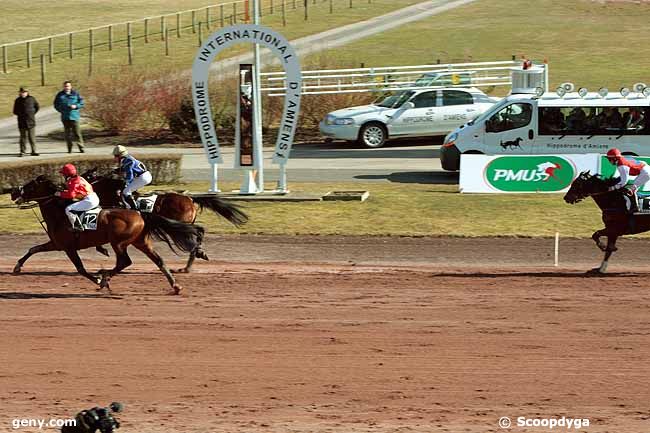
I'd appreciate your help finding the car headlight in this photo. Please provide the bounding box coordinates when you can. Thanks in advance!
[334,118,354,125]
[444,132,458,144]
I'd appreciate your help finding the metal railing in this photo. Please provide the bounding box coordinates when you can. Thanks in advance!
[260,60,543,95]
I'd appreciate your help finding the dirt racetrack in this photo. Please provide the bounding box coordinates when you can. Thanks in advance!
[1,234,650,433]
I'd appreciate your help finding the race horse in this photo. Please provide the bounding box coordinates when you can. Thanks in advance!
[11,175,203,294]
[80,168,248,272]
[563,171,650,273]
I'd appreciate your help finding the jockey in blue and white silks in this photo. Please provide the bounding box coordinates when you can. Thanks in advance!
[112,145,152,210]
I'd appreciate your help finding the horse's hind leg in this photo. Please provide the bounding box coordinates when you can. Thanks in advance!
[99,244,132,290]
[134,237,182,295]
[13,240,57,273]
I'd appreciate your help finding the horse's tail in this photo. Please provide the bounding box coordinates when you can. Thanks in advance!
[191,195,248,227]
[141,212,202,254]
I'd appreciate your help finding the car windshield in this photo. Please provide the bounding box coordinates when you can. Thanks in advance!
[414,75,438,86]
[374,91,415,108]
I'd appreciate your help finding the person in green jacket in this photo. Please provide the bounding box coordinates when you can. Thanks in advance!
[54,80,85,153]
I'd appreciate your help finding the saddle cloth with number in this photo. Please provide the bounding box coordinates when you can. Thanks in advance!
[134,194,158,213]
[71,207,102,230]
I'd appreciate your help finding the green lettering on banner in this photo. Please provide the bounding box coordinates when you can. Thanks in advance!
[485,156,576,192]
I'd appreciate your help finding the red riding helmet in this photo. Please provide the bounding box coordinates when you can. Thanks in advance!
[59,163,77,178]
[606,148,622,160]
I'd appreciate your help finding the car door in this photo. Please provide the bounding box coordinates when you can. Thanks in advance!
[484,102,535,154]
[388,90,439,136]
[440,90,479,131]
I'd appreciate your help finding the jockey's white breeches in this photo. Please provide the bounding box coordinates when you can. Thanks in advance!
[123,171,152,197]
[64,192,100,225]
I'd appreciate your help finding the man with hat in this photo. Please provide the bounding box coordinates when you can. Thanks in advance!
[12,86,39,156]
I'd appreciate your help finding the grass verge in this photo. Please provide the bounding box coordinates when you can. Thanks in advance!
[307,0,650,93]
[0,0,423,118]
[0,181,623,238]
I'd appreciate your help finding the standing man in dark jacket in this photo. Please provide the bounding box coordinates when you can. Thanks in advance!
[13,86,39,156]
[54,80,85,153]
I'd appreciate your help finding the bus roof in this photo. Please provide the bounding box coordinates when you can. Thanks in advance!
[507,92,650,107]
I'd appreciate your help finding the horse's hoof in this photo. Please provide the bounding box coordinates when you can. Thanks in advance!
[172,284,183,295]
[586,267,604,275]
[12,265,21,274]
[96,246,110,257]
[99,273,111,289]
[197,251,209,261]
[172,268,189,274]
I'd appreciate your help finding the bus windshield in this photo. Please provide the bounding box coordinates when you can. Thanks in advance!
[472,98,509,124]
[375,91,415,108]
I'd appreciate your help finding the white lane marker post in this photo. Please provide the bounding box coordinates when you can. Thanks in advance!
[554,232,559,267]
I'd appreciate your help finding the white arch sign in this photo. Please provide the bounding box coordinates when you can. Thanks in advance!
[191,24,302,166]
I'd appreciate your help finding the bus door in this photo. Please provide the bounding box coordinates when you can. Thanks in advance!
[484,102,535,154]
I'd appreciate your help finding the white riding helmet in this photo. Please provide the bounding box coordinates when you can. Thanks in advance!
[112,145,128,157]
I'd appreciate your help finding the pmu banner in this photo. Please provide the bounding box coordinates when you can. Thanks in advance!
[459,154,600,193]
[191,24,302,165]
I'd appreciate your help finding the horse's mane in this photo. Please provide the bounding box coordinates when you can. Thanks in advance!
[581,172,618,187]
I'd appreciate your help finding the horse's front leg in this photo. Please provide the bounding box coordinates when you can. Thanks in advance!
[592,229,607,252]
[64,249,101,286]
[588,235,619,274]
[13,241,57,273]
[95,245,110,257]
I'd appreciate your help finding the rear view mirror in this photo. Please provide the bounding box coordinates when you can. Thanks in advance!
[402,101,415,109]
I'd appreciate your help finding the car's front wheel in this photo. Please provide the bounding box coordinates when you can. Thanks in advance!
[358,123,387,148]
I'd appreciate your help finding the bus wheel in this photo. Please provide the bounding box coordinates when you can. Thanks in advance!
[358,123,387,148]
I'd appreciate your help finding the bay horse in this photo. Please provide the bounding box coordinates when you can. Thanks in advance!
[563,171,650,273]
[11,175,202,294]
[81,168,247,272]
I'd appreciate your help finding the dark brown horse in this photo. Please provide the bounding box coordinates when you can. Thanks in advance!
[81,168,248,272]
[564,171,650,273]
[12,175,203,294]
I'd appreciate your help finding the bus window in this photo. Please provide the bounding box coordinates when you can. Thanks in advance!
[486,103,532,133]
[539,107,567,134]
[540,106,650,135]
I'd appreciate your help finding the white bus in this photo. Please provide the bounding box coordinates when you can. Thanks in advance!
[440,88,650,171]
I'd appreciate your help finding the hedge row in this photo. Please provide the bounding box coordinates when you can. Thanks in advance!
[0,153,181,192]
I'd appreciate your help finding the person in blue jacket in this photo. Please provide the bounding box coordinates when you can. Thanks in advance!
[54,80,85,153]
[113,145,152,210]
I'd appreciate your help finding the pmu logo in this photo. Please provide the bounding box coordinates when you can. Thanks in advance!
[485,156,575,192]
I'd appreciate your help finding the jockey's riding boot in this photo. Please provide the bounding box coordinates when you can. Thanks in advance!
[123,195,138,211]
[631,193,640,213]
[67,216,84,232]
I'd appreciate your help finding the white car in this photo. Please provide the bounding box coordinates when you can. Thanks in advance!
[319,87,497,148]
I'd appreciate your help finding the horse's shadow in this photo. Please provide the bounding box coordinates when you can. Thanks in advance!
[0,292,122,300]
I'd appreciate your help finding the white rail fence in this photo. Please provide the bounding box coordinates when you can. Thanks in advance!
[260,60,544,96]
